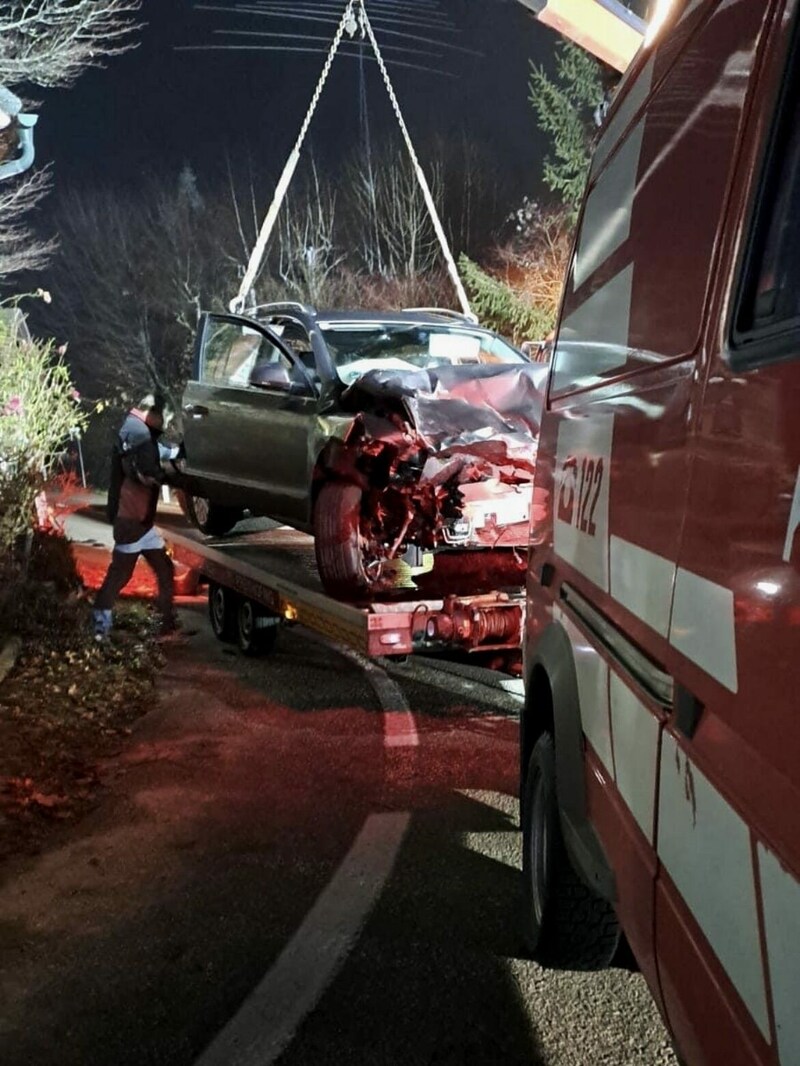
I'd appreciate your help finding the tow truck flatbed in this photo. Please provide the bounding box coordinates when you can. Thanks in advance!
[158,516,524,667]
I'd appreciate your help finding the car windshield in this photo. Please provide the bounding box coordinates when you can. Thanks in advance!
[320,323,525,385]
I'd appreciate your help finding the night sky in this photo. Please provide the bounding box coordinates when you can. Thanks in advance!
[35,0,554,203]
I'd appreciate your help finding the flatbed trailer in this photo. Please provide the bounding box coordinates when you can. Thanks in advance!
[159,518,525,670]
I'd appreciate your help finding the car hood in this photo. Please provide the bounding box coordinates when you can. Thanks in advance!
[338,362,548,470]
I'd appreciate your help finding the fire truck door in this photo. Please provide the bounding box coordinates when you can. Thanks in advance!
[653,4,800,1064]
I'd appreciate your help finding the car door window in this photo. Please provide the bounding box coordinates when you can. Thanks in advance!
[200,318,312,393]
[269,317,320,384]
[201,320,263,386]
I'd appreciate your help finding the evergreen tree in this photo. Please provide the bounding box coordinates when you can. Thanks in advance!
[529,42,604,218]
[459,254,553,344]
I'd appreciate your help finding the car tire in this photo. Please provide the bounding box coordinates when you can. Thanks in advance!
[208,581,237,643]
[522,732,620,970]
[184,494,243,537]
[236,597,279,657]
[313,481,371,598]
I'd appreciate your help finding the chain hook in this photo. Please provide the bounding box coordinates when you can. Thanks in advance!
[344,0,358,38]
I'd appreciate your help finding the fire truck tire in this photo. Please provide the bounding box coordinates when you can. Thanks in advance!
[208,581,237,643]
[313,482,369,597]
[522,732,620,970]
[236,597,279,657]
[184,493,243,538]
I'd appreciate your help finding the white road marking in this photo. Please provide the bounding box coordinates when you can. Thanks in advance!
[390,657,522,714]
[194,632,415,1066]
[194,811,410,1066]
[298,630,419,748]
[338,648,419,749]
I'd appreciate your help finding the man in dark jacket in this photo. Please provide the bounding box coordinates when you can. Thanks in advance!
[93,395,182,642]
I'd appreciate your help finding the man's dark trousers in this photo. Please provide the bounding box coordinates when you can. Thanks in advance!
[95,547,175,622]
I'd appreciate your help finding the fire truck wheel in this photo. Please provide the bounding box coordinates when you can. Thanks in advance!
[313,482,370,598]
[236,598,279,657]
[184,494,243,537]
[208,582,237,643]
[522,732,620,971]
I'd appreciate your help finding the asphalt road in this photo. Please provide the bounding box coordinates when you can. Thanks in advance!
[0,598,677,1066]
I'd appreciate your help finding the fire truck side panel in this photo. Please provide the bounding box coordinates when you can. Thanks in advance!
[523,0,795,1062]
[655,870,773,1066]
[584,745,662,1002]
[661,1,800,1060]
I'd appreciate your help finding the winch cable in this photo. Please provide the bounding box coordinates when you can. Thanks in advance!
[230,0,474,320]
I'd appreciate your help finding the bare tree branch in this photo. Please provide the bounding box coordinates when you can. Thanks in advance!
[0,166,57,275]
[0,0,142,89]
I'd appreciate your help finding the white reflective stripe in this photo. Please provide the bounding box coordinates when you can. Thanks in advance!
[575,119,644,290]
[782,468,800,563]
[609,535,675,638]
[554,264,633,393]
[555,607,613,776]
[593,55,655,174]
[608,673,659,842]
[658,734,770,1038]
[553,414,614,593]
[758,844,800,1064]
[669,567,738,692]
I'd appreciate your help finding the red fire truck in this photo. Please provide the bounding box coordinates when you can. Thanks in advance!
[521,1,800,1064]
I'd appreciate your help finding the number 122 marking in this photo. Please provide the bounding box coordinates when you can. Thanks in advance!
[557,455,604,536]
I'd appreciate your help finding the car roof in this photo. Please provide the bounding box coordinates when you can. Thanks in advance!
[256,305,497,333]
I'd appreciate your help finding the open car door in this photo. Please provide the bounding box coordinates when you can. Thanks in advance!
[182,313,318,526]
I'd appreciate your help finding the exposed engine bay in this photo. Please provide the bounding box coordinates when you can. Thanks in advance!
[318,362,548,591]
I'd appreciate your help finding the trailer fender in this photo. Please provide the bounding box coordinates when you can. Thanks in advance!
[523,622,616,903]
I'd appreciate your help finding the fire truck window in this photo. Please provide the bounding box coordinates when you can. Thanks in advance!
[734,41,800,355]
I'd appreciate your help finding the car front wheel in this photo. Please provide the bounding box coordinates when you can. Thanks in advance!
[313,481,375,599]
[522,732,620,970]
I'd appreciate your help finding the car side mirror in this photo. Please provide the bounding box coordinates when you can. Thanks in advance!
[249,363,293,391]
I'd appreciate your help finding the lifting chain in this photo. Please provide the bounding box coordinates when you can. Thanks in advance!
[359,4,474,320]
[231,0,474,321]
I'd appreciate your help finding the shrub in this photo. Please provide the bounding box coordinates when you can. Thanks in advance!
[0,324,87,561]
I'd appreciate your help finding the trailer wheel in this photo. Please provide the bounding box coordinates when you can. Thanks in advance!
[522,732,620,970]
[236,598,279,657]
[313,482,371,598]
[208,582,237,643]
[185,494,243,537]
